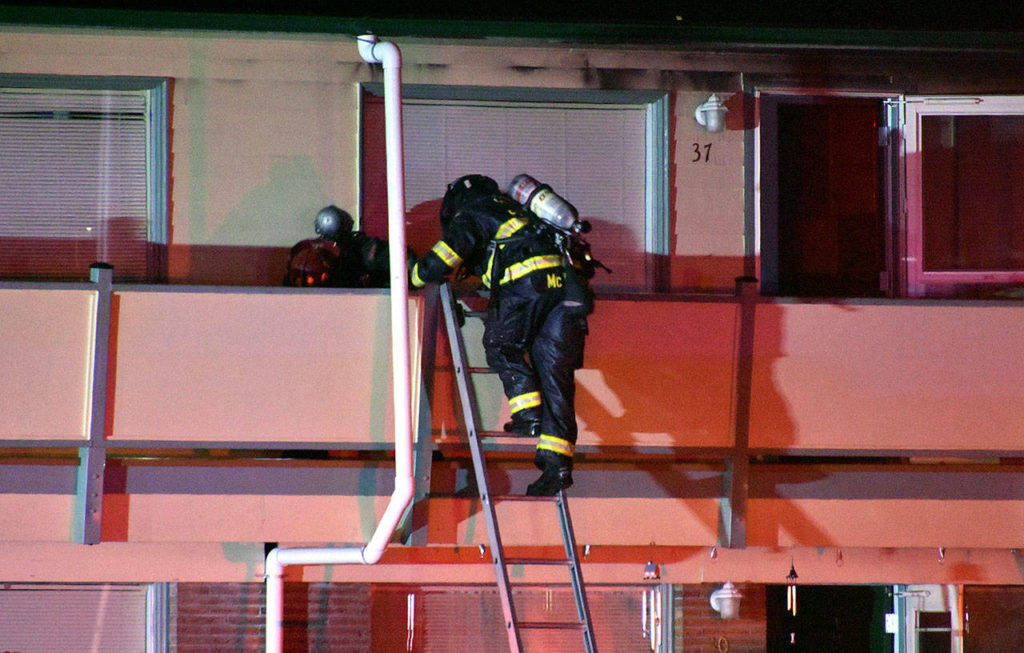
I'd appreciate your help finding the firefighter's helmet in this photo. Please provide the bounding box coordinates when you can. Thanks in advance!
[314,205,354,240]
[440,175,500,227]
[285,239,341,287]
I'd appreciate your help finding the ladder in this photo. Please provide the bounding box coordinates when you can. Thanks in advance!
[439,281,598,653]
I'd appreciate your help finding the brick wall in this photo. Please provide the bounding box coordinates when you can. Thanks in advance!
[174,581,766,652]
[175,583,371,653]
[679,584,766,652]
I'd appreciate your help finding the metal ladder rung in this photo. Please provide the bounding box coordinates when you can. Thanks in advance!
[480,430,535,439]
[518,621,586,631]
[493,494,558,503]
[505,557,571,567]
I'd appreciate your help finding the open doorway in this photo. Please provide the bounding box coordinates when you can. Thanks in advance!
[766,584,892,652]
[760,95,888,298]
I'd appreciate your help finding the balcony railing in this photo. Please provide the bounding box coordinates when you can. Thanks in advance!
[2,270,1023,554]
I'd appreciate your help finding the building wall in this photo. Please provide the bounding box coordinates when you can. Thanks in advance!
[4,27,1021,290]
[175,581,687,652]
[681,584,767,653]
[175,582,371,653]
[0,27,749,289]
[5,19,1024,648]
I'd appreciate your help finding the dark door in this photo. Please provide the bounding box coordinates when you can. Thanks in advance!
[763,96,885,297]
[767,585,892,652]
[963,585,1024,652]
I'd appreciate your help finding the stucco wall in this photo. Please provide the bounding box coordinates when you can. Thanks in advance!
[0,27,747,289]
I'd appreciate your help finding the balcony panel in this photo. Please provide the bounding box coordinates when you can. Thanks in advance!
[747,498,1024,548]
[424,497,720,547]
[117,495,394,543]
[749,302,1024,452]
[0,288,95,441]
[576,300,739,450]
[107,289,422,446]
[0,495,75,541]
[0,542,265,583]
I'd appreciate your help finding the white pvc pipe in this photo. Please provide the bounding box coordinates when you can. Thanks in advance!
[265,34,412,653]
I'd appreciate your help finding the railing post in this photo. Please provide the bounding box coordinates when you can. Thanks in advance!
[75,263,113,544]
[721,276,758,549]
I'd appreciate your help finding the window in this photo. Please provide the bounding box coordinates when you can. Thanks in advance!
[0,76,168,282]
[903,96,1024,297]
[360,86,669,292]
[0,583,155,651]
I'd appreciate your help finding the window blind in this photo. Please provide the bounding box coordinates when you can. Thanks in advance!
[402,101,649,290]
[0,88,150,281]
[0,584,147,652]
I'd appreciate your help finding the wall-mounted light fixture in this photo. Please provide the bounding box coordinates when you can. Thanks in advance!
[786,562,799,616]
[710,581,743,619]
[695,94,728,133]
[644,560,660,580]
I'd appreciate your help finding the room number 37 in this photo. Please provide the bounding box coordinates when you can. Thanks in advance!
[692,142,713,163]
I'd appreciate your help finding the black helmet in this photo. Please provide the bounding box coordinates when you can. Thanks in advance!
[440,175,499,227]
[314,205,354,240]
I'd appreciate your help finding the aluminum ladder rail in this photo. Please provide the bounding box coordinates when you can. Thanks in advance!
[439,281,597,653]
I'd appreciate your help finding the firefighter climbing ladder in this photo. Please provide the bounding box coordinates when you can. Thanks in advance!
[439,281,598,653]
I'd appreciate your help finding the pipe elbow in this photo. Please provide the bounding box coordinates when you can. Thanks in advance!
[360,475,416,565]
[357,33,401,68]
[265,547,284,579]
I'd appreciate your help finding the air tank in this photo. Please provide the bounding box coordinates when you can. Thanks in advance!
[508,174,590,234]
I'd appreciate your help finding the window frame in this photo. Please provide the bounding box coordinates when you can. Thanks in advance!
[0,74,169,281]
[901,95,1024,297]
[359,83,670,292]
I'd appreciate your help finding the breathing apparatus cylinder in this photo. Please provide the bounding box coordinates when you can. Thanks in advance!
[508,174,590,234]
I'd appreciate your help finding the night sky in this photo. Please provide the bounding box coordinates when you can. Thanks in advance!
[3,0,1024,32]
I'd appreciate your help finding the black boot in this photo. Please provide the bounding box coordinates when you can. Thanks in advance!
[503,415,541,437]
[526,449,574,496]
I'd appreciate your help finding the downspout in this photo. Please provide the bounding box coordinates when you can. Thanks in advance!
[265,34,411,653]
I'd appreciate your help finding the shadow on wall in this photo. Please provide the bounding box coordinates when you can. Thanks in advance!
[171,156,330,285]
[668,254,748,293]
[573,288,845,547]
[211,156,327,246]
[167,243,291,286]
[166,196,438,286]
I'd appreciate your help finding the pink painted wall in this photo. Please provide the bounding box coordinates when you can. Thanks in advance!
[3,288,1024,583]
[748,302,1024,451]
[0,289,95,441]
[106,290,422,444]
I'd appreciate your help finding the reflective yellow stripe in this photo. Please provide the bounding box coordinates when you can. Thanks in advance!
[410,264,427,288]
[537,435,574,457]
[431,241,463,268]
[482,253,494,287]
[499,255,563,285]
[482,217,530,287]
[509,391,541,414]
[495,216,529,239]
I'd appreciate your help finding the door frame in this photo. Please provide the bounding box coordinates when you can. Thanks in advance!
[753,87,901,297]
